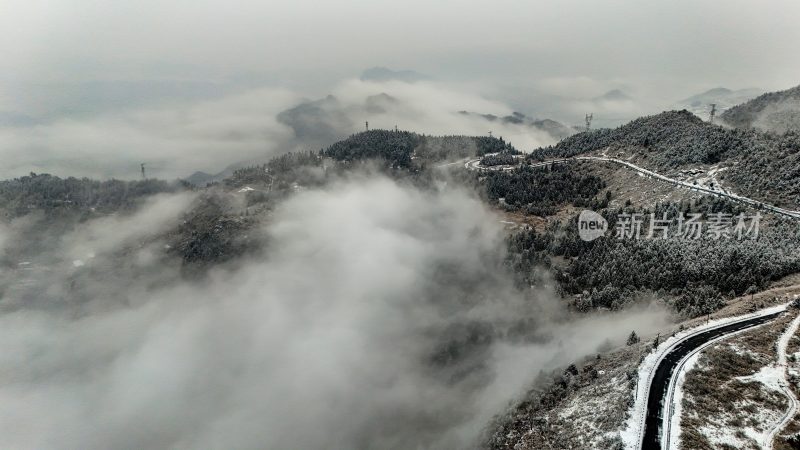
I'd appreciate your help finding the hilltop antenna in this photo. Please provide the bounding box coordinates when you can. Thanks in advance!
[709,104,717,124]
[140,163,146,179]
[585,113,593,132]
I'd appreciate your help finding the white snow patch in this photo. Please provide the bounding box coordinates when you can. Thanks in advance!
[238,186,255,193]
[668,352,702,449]
[621,303,789,450]
[738,365,785,391]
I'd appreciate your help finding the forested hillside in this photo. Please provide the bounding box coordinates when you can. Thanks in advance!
[3,128,798,318]
[533,110,749,166]
[531,110,800,209]
[322,129,517,168]
[506,198,800,317]
[315,130,800,319]
[721,84,800,133]
[459,110,577,140]
[485,164,607,216]
[0,174,183,218]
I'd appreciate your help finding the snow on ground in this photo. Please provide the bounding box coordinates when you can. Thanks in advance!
[706,166,730,194]
[696,402,780,449]
[681,343,785,449]
[692,394,784,449]
[669,352,703,450]
[575,156,800,220]
[739,365,786,391]
[763,312,800,448]
[620,303,789,450]
[675,312,800,450]
[556,374,631,448]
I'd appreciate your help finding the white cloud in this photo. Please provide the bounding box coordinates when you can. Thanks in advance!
[0,175,670,449]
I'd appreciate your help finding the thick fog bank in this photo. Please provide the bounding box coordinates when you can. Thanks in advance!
[0,176,668,449]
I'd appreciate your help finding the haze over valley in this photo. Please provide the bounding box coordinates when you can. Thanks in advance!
[2,1,800,449]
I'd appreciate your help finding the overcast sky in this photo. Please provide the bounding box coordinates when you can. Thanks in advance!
[1,0,799,177]
[4,0,798,88]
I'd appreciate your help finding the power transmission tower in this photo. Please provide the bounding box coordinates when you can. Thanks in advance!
[488,131,493,138]
[709,104,717,124]
[365,121,369,131]
[585,113,593,132]
[140,163,146,179]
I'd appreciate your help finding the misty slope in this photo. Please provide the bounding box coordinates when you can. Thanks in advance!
[459,111,578,140]
[0,129,512,286]
[276,94,353,150]
[0,148,674,450]
[532,110,800,209]
[721,84,800,133]
[0,124,797,449]
[676,87,763,119]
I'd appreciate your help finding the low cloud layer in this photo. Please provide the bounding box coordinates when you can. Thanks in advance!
[0,79,559,181]
[0,88,300,180]
[0,175,669,449]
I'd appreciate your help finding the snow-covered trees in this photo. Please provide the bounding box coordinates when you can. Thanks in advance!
[529,110,800,209]
[485,164,607,216]
[323,130,519,168]
[506,199,800,317]
[0,173,180,218]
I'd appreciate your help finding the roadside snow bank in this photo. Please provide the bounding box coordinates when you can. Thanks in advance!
[620,303,789,449]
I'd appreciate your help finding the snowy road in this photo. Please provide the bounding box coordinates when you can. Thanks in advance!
[764,311,800,449]
[656,312,782,450]
[463,155,800,220]
[619,304,789,450]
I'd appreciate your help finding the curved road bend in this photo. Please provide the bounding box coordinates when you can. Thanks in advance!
[641,311,785,449]
[464,156,800,220]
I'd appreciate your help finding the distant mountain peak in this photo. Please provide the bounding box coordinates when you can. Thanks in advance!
[676,87,764,117]
[700,87,732,96]
[595,89,632,102]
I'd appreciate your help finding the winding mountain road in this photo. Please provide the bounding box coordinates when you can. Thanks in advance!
[464,155,800,220]
[643,310,784,449]
[461,154,800,448]
[763,312,800,449]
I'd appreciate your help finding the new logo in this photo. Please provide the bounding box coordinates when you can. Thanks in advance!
[578,210,608,241]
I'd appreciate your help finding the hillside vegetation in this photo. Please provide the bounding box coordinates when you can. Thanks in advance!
[531,110,800,209]
[323,129,517,168]
[0,174,183,219]
[506,198,800,317]
[721,84,800,133]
